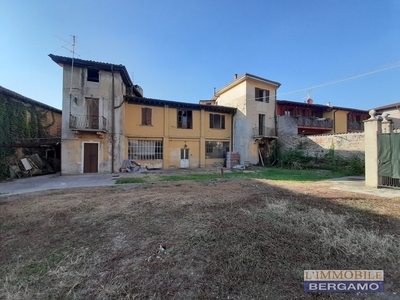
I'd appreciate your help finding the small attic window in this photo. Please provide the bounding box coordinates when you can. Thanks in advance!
[87,69,99,82]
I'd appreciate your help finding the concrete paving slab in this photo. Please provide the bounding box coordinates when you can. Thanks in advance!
[0,172,117,196]
[328,176,400,198]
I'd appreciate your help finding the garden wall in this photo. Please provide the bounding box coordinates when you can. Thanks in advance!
[278,132,365,159]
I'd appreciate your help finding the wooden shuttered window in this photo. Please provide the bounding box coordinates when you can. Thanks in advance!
[86,98,99,129]
[210,114,225,129]
[141,108,152,125]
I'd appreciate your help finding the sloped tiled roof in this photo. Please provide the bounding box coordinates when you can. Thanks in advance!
[373,102,400,111]
[49,54,143,97]
[277,100,369,114]
[126,96,236,114]
[213,73,281,100]
[0,85,61,113]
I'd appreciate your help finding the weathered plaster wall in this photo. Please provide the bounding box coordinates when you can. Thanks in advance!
[61,65,126,174]
[245,78,276,134]
[277,115,298,135]
[215,78,278,165]
[278,132,365,159]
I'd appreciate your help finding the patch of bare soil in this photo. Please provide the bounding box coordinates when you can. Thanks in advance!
[1,178,399,299]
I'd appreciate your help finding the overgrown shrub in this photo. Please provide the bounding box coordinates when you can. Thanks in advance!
[279,149,312,169]
[278,148,365,176]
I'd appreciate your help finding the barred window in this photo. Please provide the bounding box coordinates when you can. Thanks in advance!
[205,141,229,159]
[128,140,163,160]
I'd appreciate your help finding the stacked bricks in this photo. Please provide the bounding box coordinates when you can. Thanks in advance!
[226,152,240,169]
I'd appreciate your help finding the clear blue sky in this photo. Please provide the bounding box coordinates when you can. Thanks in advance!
[1,0,399,110]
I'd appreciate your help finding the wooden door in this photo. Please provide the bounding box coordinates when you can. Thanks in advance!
[83,143,98,173]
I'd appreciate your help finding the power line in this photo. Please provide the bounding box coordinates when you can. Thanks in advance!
[232,59,400,103]
[277,60,400,99]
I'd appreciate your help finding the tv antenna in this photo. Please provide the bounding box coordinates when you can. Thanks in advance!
[54,35,80,106]
[54,35,80,58]
[302,89,312,102]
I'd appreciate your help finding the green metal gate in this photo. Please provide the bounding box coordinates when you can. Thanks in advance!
[378,133,400,189]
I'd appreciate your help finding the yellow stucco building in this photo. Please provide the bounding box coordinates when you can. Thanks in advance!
[124,97,235,169]
[211,73,281,165]
[50,54,235,174]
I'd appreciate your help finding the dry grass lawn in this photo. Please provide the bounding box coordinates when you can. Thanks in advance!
[1,178,400,299]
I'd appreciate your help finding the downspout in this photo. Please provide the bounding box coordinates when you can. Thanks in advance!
[274,88,277,136]
[231,109,235,152]
[333,109,339,133]
[111,66,115,173]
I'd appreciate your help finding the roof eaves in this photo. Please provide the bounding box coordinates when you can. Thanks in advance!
[49,54,142,97]
[373,102,400,111]
[277,100,369,113]
[125,96,236,114]
[213,73,281,100]
[244,73,281,87]
[0,85,61,113]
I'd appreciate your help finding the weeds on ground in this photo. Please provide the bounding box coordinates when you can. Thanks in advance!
[1,181,399,299]
[279,148,365,175]
[116,168,347,184]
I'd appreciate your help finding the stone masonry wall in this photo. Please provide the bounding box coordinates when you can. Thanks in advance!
[278,132,365,159]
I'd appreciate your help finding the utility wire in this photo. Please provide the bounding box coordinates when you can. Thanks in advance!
[278,62,400,98]
[234,59,400,102]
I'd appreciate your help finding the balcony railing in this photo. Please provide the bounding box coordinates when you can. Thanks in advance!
[252,126,275,137]
[69,114,107,132]
[293,116,333,129]
[347,121,364,131]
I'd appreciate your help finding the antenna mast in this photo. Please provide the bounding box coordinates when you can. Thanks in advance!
[69,35,76,98]
[54,35,78,104]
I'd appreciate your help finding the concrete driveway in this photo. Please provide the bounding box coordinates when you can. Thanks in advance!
[1,171,399,198]
[0,172,118,196]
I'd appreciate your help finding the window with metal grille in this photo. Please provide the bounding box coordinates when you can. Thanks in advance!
[128,140,163,160]
[205,141,229,158]
[210,114,225,129]
[141,108,152,125]
[255,88,270,103]
[177,110,192,129]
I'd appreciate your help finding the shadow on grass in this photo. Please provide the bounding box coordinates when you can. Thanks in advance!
[116,168,348,184]
[0,178,398,299]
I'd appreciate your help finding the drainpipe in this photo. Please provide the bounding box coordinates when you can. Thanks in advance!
[231,110,235,152]
[333,109,339,133]
[111,66,115,173]
[274,88,277,136]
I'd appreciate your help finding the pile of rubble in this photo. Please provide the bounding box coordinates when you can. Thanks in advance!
[119,160,148,173]
[8,154,60,179]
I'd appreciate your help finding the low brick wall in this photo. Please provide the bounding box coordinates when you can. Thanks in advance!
[226,152,240,168]
[278,132,365,159]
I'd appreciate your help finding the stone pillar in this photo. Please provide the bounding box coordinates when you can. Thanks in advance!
[364,110,381,188]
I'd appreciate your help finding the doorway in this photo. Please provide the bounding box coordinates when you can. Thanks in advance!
[83,143,98,173]
[180,148,189,168]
